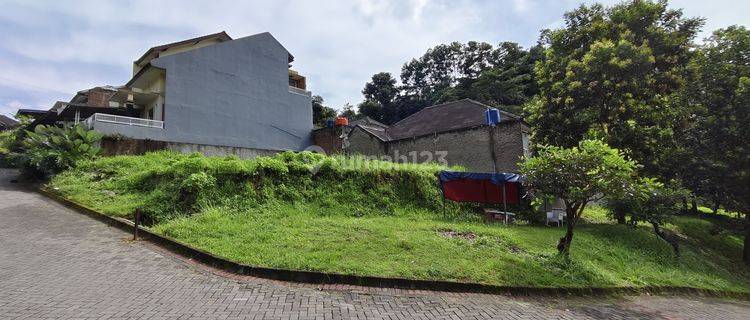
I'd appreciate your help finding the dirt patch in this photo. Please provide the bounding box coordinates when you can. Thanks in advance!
[508,244,523,253]
[439,230,477,241]
[439,229,525,254]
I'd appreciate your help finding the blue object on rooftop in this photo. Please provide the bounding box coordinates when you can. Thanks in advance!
[485,108,501,126]
[326,119,335,128]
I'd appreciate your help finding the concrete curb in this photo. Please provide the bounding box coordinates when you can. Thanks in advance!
[38,187,750,299]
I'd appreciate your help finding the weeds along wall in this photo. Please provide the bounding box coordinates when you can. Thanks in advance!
[54,151,451,224]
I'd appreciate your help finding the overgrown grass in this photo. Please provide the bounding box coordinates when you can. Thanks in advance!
[49,151,750,292]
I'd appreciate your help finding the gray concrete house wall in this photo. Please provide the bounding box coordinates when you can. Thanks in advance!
[346,127,387,155]
[346,121,529,172]
[146,32,312,152]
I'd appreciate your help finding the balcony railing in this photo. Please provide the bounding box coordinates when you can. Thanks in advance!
[288,86,312,97]
[85,113,164,129]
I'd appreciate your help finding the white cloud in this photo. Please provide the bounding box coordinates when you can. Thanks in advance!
[0,0,748,112]
[0,100,26,117]
[512,0,531,13]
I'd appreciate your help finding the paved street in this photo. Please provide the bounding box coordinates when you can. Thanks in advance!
[1,169,749,319]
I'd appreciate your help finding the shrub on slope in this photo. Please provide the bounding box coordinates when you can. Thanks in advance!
[52,151,453,224]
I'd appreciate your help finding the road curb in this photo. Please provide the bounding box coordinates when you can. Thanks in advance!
[37,187,750,299]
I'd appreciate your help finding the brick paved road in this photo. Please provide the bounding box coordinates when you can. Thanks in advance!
[1,169,749,319]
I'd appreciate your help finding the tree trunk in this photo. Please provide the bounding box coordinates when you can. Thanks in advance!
[743,212,750,265]
[557,203,581,256]
[681,197,689,214]
[557,219,575,255]
[614,207,626,224]
[712,199,720,215]
[691,198,698,215]
[652,221,680,258]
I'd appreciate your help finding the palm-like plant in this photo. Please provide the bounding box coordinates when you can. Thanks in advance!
[18,124,102,177]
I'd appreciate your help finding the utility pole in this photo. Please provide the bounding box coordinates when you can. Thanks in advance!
[489,125,498,173]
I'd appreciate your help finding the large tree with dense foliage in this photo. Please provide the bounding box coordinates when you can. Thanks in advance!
[356,41,541,124]
[358,72,398,123]
[526,0,702,181]
[685,26,750,263]
[520,140,636,255]
[311,95,337,127]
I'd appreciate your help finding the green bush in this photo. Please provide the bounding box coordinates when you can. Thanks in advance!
[0,116,32,168]
[16,124,102,178]
[51,150,460,224]
[606,178,689,257]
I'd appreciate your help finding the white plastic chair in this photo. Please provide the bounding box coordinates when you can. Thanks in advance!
[546,211,558,226]
[546,210,566,227]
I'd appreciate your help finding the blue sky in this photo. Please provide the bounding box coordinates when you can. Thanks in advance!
[1,0,748,117]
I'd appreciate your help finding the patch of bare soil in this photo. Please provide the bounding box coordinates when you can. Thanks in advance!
[439,230,477,241]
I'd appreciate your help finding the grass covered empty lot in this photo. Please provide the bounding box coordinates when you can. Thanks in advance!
[49,151,750,292]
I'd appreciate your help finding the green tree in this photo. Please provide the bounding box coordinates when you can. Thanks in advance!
[526,0,703,182]
[607,178,687,257]
[520,140,636,255]
[339,103,358,120]
[375,41,540,123]
[0,116,31,152]
[357,100,385,123]
[360,72,398,122]
[363,72,398,108]
[311,95,336,126]
[686,26,750,263]
[16,124,102,178]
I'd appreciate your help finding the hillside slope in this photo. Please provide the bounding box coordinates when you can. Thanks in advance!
[49,151,750,292]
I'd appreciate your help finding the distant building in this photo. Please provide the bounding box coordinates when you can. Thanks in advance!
[345,99,530,173]
[0,115,18,131]
[17,31,313,157]
[311,117,387,154]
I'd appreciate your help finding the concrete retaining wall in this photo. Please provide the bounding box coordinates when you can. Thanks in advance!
[100,137,278,159]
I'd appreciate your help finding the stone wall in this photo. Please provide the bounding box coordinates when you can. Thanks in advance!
[100,137,278,159]
[345,127,387,156]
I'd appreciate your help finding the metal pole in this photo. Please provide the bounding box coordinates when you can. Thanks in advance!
[133,208,141,240]
[440,179,447,218]
[442,196,446,218]
[488,125,498,173]
[502,183,507,223]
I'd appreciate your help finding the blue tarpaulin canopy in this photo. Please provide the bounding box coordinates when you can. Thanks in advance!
[439,171,523,185]
[438,171,524,205]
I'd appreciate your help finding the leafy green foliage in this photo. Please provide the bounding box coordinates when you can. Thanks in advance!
[49,151,750,291]
[354,41,542,124]
[359,72,399,123]
[16,124,102,177]
[51,151,453,224]
[607,178,689,257]
[0,116,32,167]
[520,140,637,254]
[683,25,750,263]
[526,0,703,179]
[521,140,636,208]
[311,95,337,127]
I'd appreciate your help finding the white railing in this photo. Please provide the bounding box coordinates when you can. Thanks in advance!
[288,86,312,97]
[85,113,164,129]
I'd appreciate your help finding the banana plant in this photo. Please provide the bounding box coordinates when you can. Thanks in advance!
[18,124,103,177]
